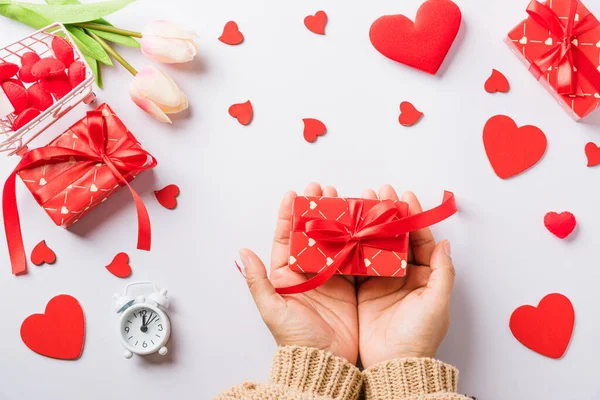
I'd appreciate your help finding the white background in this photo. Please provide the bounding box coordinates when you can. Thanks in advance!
[1,0,600,399]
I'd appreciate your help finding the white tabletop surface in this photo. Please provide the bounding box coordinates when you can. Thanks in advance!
[1,0,600,399]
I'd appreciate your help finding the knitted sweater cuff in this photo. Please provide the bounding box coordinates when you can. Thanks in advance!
[363,357,458,399]
[269,346,362,400]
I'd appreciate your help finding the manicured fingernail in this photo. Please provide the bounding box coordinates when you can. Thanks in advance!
[443,241,452,257]
[239,249,250,270]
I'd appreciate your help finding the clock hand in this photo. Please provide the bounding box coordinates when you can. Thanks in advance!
[141,315,148,333]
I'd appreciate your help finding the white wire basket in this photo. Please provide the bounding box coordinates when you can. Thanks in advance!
[0,23,96,156]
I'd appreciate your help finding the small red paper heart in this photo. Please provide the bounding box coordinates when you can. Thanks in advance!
[32,57,66,79]
[304,11,328,35]
[0,62,19,81]
[369,0,462,74]
[485,69,509,93]
[303,118,327,143]
[398,101,423,126]
[544,212,576,239]
[27,82,53,111]
[21,294,85,360]
[228,100,253,125]
[585,142,600,167]
[51,36,74,67]
[12,108,40,131]
[105,252,131,278]
[510,293,574,359]
[219,21,244,45]
[155,184,180,209]
[30,240,56,266]
[483,115,547,179]
[2,81,29,114]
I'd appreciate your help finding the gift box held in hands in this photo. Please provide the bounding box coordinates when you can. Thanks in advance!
[506,0,600,121]
[279,192,457,295]
[3,103,157,275]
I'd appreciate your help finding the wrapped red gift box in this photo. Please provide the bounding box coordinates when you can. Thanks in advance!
[506,0,600,121]
[3,103,156,275]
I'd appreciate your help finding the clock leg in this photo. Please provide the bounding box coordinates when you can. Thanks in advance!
[124,349,133,359]
[159,346,168,356]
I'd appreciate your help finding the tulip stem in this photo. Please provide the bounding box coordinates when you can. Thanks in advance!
[74,22,142,38]
[85,30,138,76]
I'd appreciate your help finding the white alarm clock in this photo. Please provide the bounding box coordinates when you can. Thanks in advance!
[114,282,171,359]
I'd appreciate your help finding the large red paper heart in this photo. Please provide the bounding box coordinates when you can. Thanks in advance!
[485,69,510,93]
[544,212,576,239]
[369,0,462,74]
[219,21,244,45]
[510,293,574,359]
[585,142,600,167]
[398,101,423,126]
[304,11,327,35]
[31,240,56,266]
[155,184,180,210]
[105,252,131,278]
[303,118,327,143]
[483,115,547,179]
[229,100,253,125]
[20,295,85,360]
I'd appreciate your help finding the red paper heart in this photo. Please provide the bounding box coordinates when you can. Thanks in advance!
[155,184,180,209]
[369,0,461,74]
[30,240,56,266]
[398,101,423,126]
[219,21,244,45]
[585,142,600,167]
[229,100,253,125]
[304,11,327,35]
[510,293,574,359]
[20,294,85,360]
[485,69,510,93]
[483,115,547,179]
[105,252,131,278]
[303,118,327,143]
[544,212,576,239]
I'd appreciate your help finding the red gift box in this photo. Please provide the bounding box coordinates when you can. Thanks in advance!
[3,103,157,275]
[506,0,600,121]
[280,191,457,295]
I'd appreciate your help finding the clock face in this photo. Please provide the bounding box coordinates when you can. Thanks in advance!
[120,305,169,355]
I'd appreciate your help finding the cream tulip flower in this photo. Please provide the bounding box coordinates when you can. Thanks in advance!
[141,21,198,64]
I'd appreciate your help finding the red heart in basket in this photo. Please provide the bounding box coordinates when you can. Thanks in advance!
[20,294,85,360]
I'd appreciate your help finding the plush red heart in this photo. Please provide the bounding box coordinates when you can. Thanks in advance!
[30,240,56,266]
[544,212,576,239]
[483,115,547,179]
[105,252,131,278]
[304,11,328,35]
[20,294,85,360]
[12,108,40,131]
[510,293,574,359]
[32,57,66,79]
[68,61,86,88]
[2,81,28,114]
[51,36,74,67]
[585,142,600,167]
[155,184,180,209]
[398,101,423,126]
[229,100,253,125]
[27,82,53,111]
[485,69,510,93]
[40,73,72,100]
[0,62,19,81]
[369,0,462,74]
[219,21,244,45]
[19,52,40,83]
[303,118,327,143]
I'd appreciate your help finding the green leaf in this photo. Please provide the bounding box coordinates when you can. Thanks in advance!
[83,53,102,89]
[66,25,113,66]
[7,0,135,24]
[0,3,52,29]
[87,28,139,48]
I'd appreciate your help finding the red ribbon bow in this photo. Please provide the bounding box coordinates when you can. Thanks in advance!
[527,0,600,95]
[3,109,157,275]
[276,191,457,295]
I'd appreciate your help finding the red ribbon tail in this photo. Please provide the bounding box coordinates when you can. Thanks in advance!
[3,171,27,275]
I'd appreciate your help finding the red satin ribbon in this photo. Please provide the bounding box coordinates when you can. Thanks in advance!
[3,110,157,275]
[275,191,457,295]
[527,0,600,95]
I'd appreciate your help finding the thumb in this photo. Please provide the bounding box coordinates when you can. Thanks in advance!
[426,240,455,299]
[239,248,284,318]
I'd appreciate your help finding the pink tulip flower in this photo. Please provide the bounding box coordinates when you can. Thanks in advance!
[129,66,188,123]
[141,21,198,64]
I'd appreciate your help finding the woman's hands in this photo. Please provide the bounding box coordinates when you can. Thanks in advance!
[239,183,359,364]
[239,183,455,368]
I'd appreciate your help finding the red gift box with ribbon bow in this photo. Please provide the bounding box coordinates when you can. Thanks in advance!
[280,191,457,295]
[506,0,600,120]
[3,103,157,275]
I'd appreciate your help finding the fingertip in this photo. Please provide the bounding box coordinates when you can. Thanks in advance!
[401,191,424,214]
[304,182,322,196]
[323,186,338,197]
[362,188,377,199]
[378,184,399,201]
